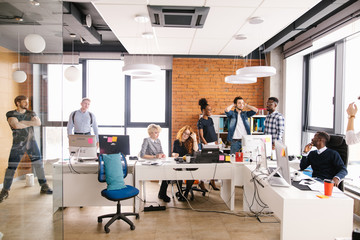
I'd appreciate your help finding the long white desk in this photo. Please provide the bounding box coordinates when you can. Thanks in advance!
[52,160,135,213]
[134,158,235,213]
[243,165,354,240]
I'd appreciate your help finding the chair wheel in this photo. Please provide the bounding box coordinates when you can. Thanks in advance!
[130,225,135,230]
[97,217,102,223]
[136,215,140,219]
[104,227,110,233]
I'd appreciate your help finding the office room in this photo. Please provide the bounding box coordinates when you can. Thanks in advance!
[1,0,360,239]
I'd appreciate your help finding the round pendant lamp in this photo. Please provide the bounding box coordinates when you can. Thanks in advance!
[12,70,27,83]
[225,75,257,84]
[64,66,81,82]
[122,64,161,76]
[24,34,46,53]
[236,66,276,78]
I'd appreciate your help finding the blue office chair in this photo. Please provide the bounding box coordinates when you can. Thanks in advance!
[98,153,139,233]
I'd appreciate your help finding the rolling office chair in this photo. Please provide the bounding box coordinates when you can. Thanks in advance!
[175,180,207,201]
[326,134,348,191]
[98,153,139,233]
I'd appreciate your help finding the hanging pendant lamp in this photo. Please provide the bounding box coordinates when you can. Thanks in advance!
[13,29,27,83]
[122,63,161,76]
[24,34,46,53]
[225,75,257,84]
[236,66,276,78]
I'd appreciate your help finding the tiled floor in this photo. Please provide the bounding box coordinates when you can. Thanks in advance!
[0,178,359,240]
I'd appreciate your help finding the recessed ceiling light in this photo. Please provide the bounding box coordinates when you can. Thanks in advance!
[248,17,264,24]
[234,34,247,40]
[15,17,24,22]
[70,33,77,38]
[29,0,40,6]
[134,15,149,23]
[142,32,154,39]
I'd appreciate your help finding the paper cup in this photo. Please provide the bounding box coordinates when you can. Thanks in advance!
[324,179,334,196]
[26,173,34,187]
[185,156,191,163]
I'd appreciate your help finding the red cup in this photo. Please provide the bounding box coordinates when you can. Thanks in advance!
[324,179,334,196]
[235,152,243,162]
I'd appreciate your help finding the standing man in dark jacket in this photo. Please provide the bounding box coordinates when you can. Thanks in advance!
[225,96,258,154]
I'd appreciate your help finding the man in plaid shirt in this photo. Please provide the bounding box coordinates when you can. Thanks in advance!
[264,97,285,149]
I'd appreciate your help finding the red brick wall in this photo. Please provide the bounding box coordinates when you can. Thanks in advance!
[171,58,264,142]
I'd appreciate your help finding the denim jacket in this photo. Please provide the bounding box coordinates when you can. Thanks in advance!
[225,109,256,141]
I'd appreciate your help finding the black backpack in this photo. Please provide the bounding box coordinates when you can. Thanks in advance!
[72,111,93,126]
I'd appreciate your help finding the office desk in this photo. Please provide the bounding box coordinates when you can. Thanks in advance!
[243,165,354,240]
[134,158,235,213]
[52,160,135,213]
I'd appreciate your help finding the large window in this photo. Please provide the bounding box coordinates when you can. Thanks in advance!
[43,60,171,159]
[304,47,336,132]
[47,64,82,122]
[87,60,125,126]
[303,31,360,194]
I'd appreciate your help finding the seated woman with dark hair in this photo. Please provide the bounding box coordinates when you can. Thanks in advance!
[172,125,198,201]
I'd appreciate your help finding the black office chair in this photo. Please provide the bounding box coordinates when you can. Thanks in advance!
[326,134,348,191]
[175,180,207,201]
[98,153,139,233]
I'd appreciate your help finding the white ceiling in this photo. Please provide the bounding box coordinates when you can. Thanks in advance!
[92,0,322,56]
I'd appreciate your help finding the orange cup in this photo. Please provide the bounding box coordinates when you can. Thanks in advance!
[324,179,334,196]
[235,152,243,162]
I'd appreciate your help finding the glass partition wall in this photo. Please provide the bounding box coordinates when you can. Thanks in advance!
[0,1,64,239]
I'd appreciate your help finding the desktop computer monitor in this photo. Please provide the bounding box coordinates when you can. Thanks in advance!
[266,140,291,187]
[68,135,97,160]
[242,135,272,161]
[99,135,130,156]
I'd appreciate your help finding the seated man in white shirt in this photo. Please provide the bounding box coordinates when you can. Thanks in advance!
[300,131,347,187]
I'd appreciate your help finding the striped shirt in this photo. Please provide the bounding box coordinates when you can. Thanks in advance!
[264,111,285,144]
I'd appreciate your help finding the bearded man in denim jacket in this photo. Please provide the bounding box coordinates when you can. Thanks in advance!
[225,96,258,154]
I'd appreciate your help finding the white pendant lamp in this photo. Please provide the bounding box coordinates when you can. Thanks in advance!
[236,66,276,78]
[13,30,27,83]
[13,70,27,83]
[225,75,257,84]
[24,34,46,53]
[65,37,80,82]
[122,63,161,76]
[64,66,80,82]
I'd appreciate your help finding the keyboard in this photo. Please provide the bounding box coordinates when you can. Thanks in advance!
[268,176,290,187]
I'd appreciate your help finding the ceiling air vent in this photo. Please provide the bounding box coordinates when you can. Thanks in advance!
[147,5,210,28]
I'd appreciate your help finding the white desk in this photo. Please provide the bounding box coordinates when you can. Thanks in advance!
[134,158,235,213]
[52,160,135,213]
[243,165,354,240]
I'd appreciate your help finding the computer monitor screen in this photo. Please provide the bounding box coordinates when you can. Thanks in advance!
[242,135,272,159]
[68,135,97,159]
[99,135,130,155]
[267,140,291,187]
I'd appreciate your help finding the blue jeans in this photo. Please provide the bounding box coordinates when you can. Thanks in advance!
[3,139,46,190]
[230,140,242,154]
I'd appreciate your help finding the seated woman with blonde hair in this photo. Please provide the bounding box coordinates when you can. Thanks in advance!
[172,125,198,201]
[139,124,169,202]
